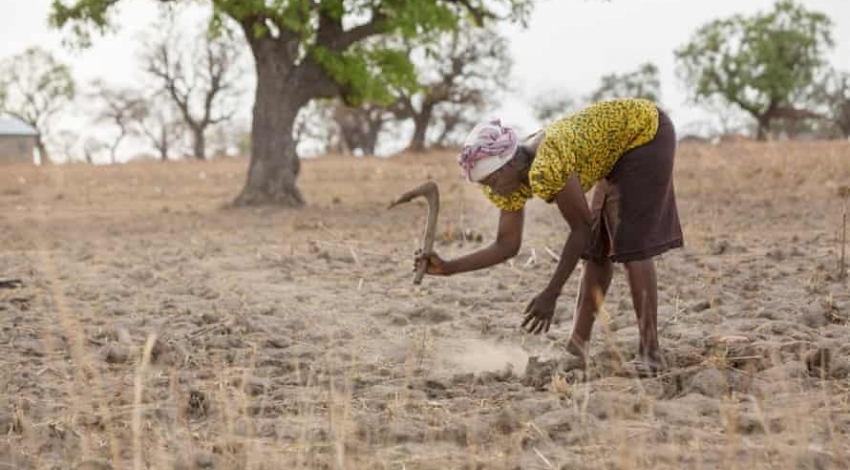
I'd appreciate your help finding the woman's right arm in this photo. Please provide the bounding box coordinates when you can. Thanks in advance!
[419,208,525,276]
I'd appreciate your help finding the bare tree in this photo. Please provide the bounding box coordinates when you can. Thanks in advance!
[143,23,242,160]
[394,28,513,152]
[89,80,145,163]
[0,47,75,162]
[320,28,513,156]
[135,94,187,161]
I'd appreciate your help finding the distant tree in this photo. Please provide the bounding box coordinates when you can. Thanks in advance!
[394,28,513,152]
[590,62,661,103]
[49,129,80,163]
[81,136,109,164]
[812,69,850,138]
[89,80,145,163]
[52,0,533,206]
[675,0,833,141]
[135,94,187,161]
[290,100,343,156]
[0,47,75,162]
[331,101,392,155]
[141,20,243,160]
[531,91,581,124]
[530,63,659,127]
[323,27,511,154]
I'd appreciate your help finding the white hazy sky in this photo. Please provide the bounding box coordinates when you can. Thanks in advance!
[2,0,850,160]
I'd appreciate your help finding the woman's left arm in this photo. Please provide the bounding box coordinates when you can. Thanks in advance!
[522,173,593,334]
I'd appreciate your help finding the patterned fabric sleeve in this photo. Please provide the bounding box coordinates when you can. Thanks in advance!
[482,184,532,212]
[528,141,577,203]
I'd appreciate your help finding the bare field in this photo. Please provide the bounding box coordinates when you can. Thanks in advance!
[1,141,850,470]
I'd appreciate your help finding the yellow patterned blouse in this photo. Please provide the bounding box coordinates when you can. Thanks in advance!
[483,98,659,212]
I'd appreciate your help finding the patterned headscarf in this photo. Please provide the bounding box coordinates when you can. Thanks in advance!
[457,120,519,182]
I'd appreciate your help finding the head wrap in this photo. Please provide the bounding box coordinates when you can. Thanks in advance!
[457,119,518,182]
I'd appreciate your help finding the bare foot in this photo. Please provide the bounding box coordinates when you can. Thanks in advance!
[630,349,668,378]
[566,336,588,361]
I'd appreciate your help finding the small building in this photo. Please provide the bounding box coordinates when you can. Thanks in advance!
[0,116,38,164]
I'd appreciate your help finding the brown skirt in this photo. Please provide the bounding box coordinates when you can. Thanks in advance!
[582,109,683,263]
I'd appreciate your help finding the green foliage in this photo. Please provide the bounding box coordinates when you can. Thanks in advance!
[0,47,76,128]
[675,0,833,118]
[50,0,119,47]
[312,43,418,106]
[52,0,533,105]
[590,62,661,103]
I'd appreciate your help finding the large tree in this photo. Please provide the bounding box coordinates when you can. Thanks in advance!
[590,62,661,104]
[0,47,75,163]
[142,21,243,160]
[52,0,532,206]
[675,0,833,141]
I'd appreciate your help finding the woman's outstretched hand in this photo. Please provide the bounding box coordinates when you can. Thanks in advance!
[414,249,448,276]
[522,289,558,334]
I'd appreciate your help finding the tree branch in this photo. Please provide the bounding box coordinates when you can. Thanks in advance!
[325,11,388,51]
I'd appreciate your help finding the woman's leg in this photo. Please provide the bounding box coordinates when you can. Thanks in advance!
[624,258,664,366]
[567,257,613,357]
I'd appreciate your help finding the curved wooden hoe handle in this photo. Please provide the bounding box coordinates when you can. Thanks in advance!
[388,181,440,285]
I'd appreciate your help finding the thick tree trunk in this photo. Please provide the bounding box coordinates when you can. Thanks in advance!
[159,127,168,161]
[234,57,308,206]
[409,109,433,153]
[192,127,206,160]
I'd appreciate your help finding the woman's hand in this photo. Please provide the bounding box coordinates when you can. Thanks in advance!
[414,249,450,276]
[522,289,559,334]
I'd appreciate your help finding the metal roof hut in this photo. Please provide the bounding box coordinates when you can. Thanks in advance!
[0,116,39,164]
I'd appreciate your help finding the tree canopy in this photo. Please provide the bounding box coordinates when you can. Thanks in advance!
[590,62,660,104]
[0,47,75,162]
[675,0,834,140]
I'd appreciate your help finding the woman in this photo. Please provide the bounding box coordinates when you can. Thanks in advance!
[414,97,682,375]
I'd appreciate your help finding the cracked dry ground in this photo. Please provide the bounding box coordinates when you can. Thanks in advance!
[2,142,850,470]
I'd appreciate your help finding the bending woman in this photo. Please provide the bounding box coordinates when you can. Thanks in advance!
[414,98,683,375]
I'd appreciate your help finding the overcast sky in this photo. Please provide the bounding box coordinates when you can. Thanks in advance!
[2,0,850,160]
